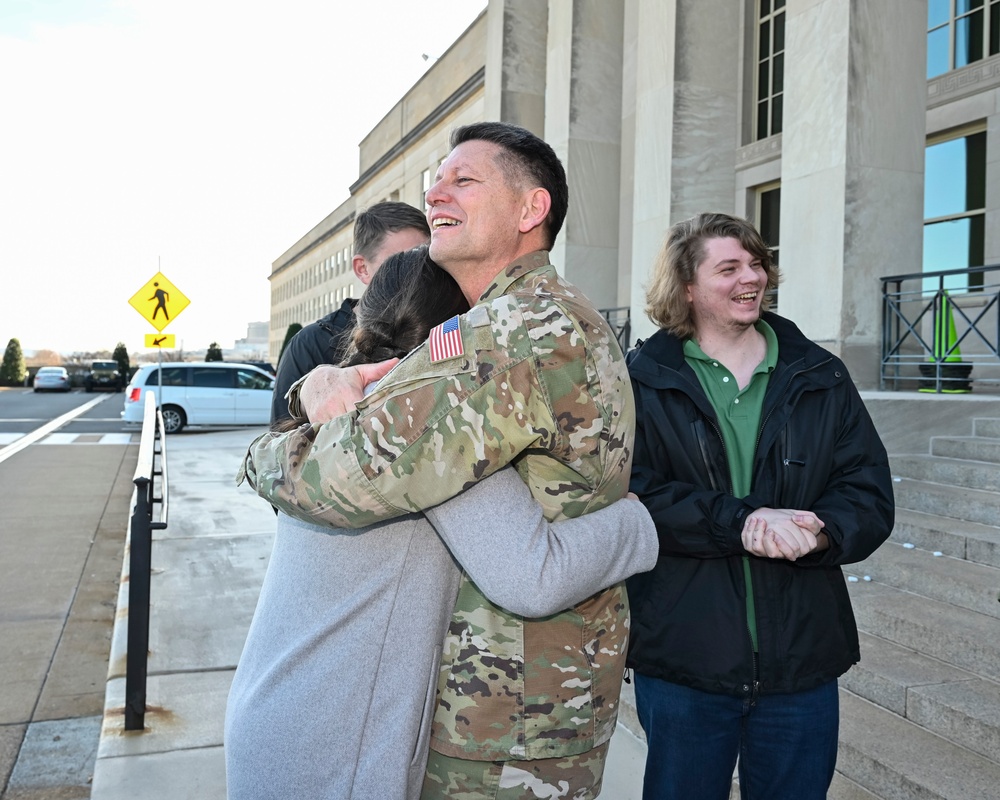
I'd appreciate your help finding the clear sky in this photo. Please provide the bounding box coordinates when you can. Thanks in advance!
[0,0,486,356]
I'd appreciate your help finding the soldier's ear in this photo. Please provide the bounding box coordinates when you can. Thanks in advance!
[518,188,551,236]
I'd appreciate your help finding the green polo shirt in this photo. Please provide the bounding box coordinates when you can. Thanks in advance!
[684,320,778,651]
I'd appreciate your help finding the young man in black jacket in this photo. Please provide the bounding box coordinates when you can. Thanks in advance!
[626,213,894,800]
[270,201,430,423]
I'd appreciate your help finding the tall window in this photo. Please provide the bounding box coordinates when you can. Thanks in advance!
[928,0,1000,79]
[923,129,987,290]
[755,0,786,140]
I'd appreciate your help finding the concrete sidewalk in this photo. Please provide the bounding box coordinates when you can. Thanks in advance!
[89,427,647,799]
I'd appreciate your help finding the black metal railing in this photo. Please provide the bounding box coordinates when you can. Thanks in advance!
[881,264,1000,392]
[125,392,169,731]
[600,306,631,351]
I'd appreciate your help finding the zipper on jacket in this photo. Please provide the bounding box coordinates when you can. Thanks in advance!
[701,415,761,684]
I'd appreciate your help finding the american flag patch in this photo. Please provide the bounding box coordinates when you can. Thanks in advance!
[428,315,464,363]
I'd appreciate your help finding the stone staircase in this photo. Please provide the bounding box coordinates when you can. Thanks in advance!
[835,417,1000,799]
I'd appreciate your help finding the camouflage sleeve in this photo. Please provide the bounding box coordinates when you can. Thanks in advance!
[238,297,556,529]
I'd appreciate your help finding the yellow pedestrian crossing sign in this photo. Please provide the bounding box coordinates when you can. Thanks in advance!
[145,333,176,348]
[129,272,190,332]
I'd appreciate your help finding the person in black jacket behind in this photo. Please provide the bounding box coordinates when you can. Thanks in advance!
[626,213,894,800]
[270,201,430,423]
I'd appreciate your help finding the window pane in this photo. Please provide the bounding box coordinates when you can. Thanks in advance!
[923,218,977,291]
[957,0,985,12]
[759,188,781,257]
[771,93,783,135]
[758,60,770,97]
[774,0,784,9]
[925,138,972,218]
[923,214,986,291]
[966,131,987,209]
[990,0,999,54]
[761,0,771,18]
[929,0,951,27]
[146,367,187,387]
[773,52,784,93]
[757,101,769,140]
[191,368,234,388]
[955,10,985,67]
[928,26,950,77]
[237,369,272,390]
[759,19,770,60]
[774,12,785,51]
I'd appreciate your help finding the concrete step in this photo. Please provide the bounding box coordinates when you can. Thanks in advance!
[908,677,1000,764]
[838,689,1000,800]
[731,770,880,799]
[843,633,1000,763]
[931,435,1000,464]
[829,771,880,799]
[891,453,1000,492]
[892,476,1000,527]
[848,580,1000,683]
[972,418,1000,439]
[842,632,978,718]
[890,508,1000,569]
[850,541,1000,619]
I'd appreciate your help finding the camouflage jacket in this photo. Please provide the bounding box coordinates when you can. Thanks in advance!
[239,250,635,761]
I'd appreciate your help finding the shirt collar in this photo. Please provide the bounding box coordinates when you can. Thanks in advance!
[478,250,553,303]
[683,320,779,373]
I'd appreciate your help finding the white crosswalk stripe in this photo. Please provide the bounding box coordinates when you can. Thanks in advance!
[0,432,136,447]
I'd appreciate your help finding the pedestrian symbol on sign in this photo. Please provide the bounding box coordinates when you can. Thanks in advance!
[150,283,170,320]
[129,272,190,332]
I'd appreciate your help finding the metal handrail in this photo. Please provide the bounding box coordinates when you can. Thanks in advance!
[124,392,169,731]
[599,306,631,351]
[881,264,1000,392]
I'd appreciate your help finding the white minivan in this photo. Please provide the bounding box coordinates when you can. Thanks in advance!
[122,362,275,433]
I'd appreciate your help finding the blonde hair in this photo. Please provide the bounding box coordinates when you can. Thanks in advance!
[645,213,780,339]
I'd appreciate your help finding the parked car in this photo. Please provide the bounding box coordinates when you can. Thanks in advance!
[33,366,72,393]
[121,362,275,434]
[232,360,277,376]
[85,360,124,392]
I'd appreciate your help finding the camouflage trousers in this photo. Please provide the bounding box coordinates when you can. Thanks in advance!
[420,742,609,800]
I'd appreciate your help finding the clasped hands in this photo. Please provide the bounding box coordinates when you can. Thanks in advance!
[742,507,828,561]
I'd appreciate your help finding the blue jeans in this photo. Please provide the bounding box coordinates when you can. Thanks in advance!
[633,674,839,800]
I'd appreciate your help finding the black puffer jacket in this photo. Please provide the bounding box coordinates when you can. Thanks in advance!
[625,312,894,698]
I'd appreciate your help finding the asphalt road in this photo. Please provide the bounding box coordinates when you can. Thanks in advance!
[0,388,138,800]
[0,388,131,436]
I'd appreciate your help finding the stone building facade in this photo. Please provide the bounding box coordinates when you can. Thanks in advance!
[269,1,1000,389]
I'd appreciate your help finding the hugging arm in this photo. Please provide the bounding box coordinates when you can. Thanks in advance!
[425,467,658,617]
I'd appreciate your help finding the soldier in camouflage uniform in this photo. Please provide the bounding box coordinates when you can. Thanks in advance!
[240,122,637,800]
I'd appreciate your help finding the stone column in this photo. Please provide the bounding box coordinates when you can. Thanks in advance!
[484,0,548,134]
[544,0,625,309]
[627,0,740,343]
[779,0,926,387]
[987,109,1000,266]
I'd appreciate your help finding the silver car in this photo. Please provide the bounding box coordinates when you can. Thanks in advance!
[33,366,72,392]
